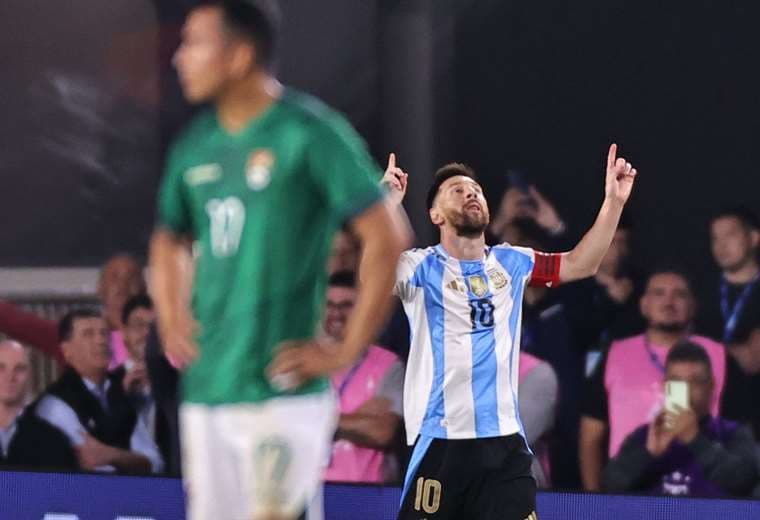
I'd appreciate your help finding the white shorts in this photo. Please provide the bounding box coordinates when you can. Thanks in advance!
[180,392,337,520]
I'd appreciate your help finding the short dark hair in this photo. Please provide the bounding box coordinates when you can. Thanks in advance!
[121,294,153,326]
[196,0,280,69]
[58,308,102,343]
[710,206,760,232]
[645,264,693,293]
[665,341,713,374]
[426,163,478,210]
[328,270,356,289]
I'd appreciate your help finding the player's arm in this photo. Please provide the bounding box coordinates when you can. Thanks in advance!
[149,229,196,367]
[148,143,197,367]
[556,144,638,284]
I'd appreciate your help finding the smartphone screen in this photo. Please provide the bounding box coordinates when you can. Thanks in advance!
[665,380,689,413]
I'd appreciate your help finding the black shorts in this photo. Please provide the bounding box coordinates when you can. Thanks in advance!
[398,434,537,520]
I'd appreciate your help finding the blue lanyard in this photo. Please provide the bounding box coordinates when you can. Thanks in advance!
[336,355,365,398]
[720,275,759,343]
[643,335,666,374]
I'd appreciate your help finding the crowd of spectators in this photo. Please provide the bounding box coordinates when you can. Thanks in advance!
[0,184,758,499]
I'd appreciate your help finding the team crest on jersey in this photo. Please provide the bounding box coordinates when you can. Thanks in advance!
[487,267,508,290]
[246,149,275,191]
[468,275,489,297]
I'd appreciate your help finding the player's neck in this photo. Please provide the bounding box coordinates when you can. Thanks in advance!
[440,232,486,261]
[723,258,760,285]
[645,328,687,349]
[216,75,282,134]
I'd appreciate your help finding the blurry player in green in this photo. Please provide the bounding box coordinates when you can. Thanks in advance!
[149,2,410,519]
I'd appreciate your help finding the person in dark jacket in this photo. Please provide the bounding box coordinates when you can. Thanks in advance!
[0,340,76,470]
[603,341,758,497]
[35,309,163,474]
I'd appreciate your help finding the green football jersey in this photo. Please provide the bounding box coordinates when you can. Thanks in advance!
[157,89,383,404]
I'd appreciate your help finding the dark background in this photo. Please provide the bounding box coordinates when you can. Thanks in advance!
[1,0,759,288]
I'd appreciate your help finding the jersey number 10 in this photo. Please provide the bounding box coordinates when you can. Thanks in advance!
[469,298,495,329]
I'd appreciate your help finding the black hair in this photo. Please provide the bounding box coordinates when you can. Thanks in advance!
[121,294,154,326]
[328,270,356,289]
[426,163,478,210]
[644,264,693,292]
[710,206,760,232]
[665,341,713,374]
[196,0,280,69]
[58,308,102,343]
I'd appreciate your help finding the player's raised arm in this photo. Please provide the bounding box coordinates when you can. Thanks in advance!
[148,229,197,368]
[556,144,638,284]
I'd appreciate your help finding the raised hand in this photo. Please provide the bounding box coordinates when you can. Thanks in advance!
[380,153,408,206]
[605,144,638,205]
[528,186,565,235]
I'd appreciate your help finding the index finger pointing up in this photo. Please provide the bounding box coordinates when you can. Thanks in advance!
[607,143,617,171]
[388,152,396,170]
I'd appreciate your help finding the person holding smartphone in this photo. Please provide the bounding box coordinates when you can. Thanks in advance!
[602,341,758,497]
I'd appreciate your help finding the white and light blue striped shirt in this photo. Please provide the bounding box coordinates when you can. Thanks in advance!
[396,243,537,445]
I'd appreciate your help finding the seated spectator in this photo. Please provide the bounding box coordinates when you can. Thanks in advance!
[580,268,726,491]
[0,340,76,470]
[0,254,145,366]
[698,207,760,343]
[35,309,163,474]
[721,310,760,439]
[603,341,757,497]
[114,294,156,440]
[518,352,558,488]
[322,271,404,484]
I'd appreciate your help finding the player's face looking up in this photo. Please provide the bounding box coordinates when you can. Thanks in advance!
[173,6,256,103]
[639,273,695,334]
[430,176,490,238]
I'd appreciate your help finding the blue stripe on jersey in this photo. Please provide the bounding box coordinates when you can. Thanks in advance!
[421,256,447,438]
[461,262,500,437]
[399,434,435,505]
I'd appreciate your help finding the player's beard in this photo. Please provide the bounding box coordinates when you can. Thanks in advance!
[450,208,489,238]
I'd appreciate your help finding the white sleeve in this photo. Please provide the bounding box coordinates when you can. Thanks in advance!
[517,361,558,445]
[35,395,86,445]
[394,249,429,302]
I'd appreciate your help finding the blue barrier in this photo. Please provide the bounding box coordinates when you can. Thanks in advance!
[0,471,758,519]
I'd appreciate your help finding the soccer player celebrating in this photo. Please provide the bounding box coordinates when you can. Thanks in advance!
[383,146,637,520]
[149,2,409,519]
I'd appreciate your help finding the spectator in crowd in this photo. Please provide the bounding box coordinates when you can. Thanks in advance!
[602,341,757,497]
[0,254,145,365]
[0,340,77,470]
[721,310,760,440]
[560,214,644,358]
[699,207,760,343]
[489,182,568,247]
[518,351,558,488]
[328,226,361,275]
[114,295,156,441]
[579,268,726,491]
[322,271,404,484]
[35,309,163,474]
